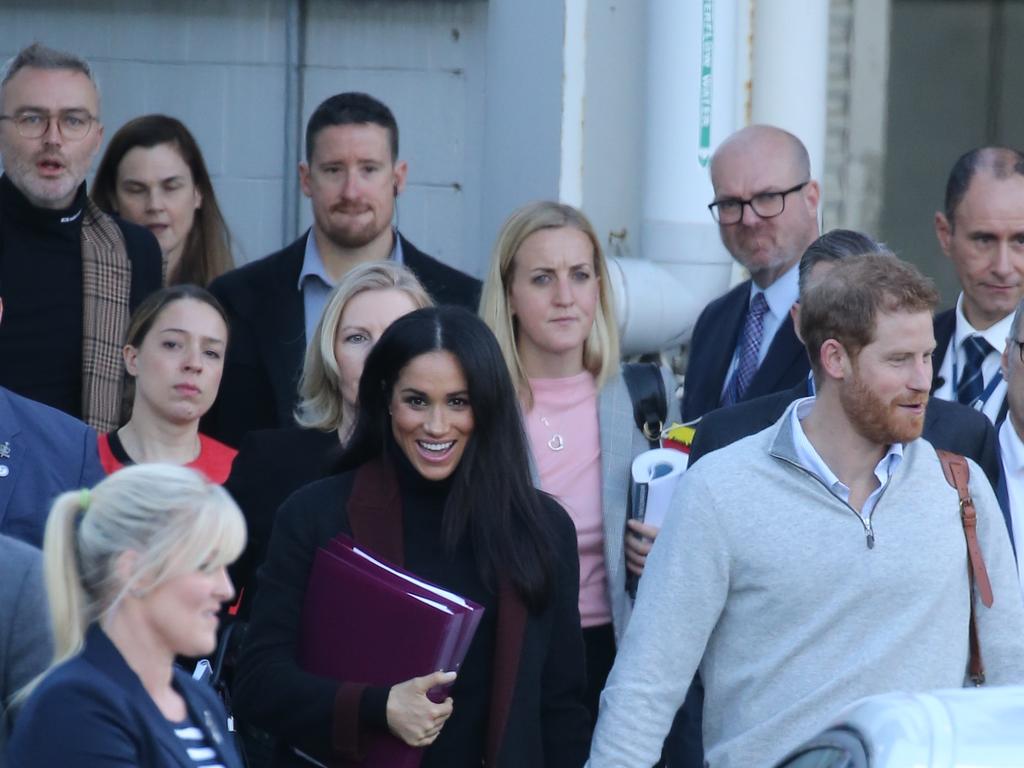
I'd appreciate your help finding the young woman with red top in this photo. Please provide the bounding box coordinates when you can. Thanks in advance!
[97,285,236,482]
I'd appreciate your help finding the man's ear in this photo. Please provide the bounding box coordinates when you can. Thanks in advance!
[1002,342,1012,380]
[819,338,849,381]
[299,162,312,199]
[802,179,821,214]
[393,160,408,196]
[935,211,953,258]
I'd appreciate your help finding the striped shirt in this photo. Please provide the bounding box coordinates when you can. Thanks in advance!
[173,715,225,768]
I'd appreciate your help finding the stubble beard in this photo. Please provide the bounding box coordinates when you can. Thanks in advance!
[2,149,80,208]
[839,371,926,446]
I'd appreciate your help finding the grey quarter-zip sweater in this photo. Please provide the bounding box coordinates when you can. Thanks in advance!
[587,400,1024,768]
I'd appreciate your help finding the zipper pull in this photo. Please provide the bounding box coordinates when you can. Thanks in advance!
[866,530,875,549]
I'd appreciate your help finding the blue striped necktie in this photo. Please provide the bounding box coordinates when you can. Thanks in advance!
[722,292,769,406]
[957,335,993,406]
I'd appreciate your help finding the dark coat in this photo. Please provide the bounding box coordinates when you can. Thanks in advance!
[0,387,104,548]
[930,308,1010,423]
[931,307,956,388]
[681,279,808,422]
[205,232,482,447]
[233,459,590,767]
[0,534,51,764]
[6,624,242,768]
[224,426,340,618]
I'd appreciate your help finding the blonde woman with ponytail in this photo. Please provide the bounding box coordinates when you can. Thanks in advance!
[7,464,246,768]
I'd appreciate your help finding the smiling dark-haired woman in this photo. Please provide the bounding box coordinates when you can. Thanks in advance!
[234,306,591,767]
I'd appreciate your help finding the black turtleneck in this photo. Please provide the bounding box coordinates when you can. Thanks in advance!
[365,446,497,768]
[0,174,86,417]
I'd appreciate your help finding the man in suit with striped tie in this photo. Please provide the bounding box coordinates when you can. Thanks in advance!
[681,125,821,422]
[932,147,1024,424]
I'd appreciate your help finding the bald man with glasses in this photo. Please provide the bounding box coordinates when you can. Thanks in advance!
[0,43,161,431]
[681,125,821,422]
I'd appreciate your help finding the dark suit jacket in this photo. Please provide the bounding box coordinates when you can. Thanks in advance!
[205,232,482,447]
[7,624,242,768]
[930,308,1009,423]
[224,426,340,618]
[0,387,104,548]
[681,279,809,422]
[932,308,956,387]
[234,459,590,767]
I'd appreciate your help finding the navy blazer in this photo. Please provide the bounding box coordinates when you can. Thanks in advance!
[205,231,483,447]
[0,387,104,548]
[931,308,956,386]
[7,624,242,768]
[681,279,809,422]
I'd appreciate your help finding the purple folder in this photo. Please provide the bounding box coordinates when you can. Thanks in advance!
[325,536,484,694]
[298,536,484,767]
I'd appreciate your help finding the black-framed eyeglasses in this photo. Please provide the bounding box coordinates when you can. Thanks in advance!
[0,109,97,141]
[708,181,810,225]
[1011,339,1024,364]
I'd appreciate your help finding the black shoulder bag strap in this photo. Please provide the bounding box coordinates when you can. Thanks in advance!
[621,362,668,449]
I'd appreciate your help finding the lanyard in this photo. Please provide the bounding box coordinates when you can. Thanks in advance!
[952,351,1004,412]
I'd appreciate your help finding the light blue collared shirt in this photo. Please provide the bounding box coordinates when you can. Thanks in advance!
[789,396,904,522]
[720,262,800,399]
[297,229,405,347]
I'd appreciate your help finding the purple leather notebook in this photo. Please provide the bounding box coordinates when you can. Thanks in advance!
[298,539,484,767]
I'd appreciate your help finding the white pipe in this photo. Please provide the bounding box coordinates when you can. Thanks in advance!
[559,0,587,208]
[617,0,742,356]
[750,0,830,186]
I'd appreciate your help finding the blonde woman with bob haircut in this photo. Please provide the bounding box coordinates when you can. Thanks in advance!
[480,200,679,721]
[225,261,431,618]
[295,261,433,438]
[7,464,246,768]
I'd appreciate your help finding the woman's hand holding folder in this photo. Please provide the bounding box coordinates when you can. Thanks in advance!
[386,670,457,747]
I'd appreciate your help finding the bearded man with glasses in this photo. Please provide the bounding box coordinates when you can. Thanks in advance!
[681,125,821,422]
[0,43,161,431]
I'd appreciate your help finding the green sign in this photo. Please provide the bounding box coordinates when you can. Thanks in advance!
[699,0,713,167]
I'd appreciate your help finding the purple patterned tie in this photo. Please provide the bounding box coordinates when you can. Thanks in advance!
[721,292,769,406]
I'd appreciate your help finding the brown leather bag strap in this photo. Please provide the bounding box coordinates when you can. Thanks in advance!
[937,449,991,685]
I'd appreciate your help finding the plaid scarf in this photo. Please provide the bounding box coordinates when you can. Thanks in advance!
[80,198,131,432]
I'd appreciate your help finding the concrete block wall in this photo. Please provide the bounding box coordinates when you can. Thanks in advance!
[1,0,488,276]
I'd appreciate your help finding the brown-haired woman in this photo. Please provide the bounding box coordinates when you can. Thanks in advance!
[92,114,234,286]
